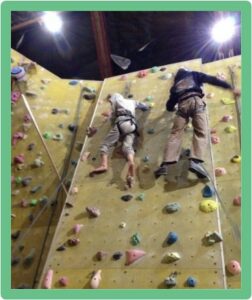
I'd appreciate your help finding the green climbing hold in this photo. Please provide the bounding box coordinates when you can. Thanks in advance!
[131,233,141,245]
[150,66,159,73]
[53,133,63,141]
[15,177,22,184]
[145,96,153,102]
[136,193,145,201]
[30,199,38,206]
[43,132,52,139]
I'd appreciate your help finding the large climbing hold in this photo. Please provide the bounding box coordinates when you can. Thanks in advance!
[204,231,223,245]
[90,270,102,289]
[226,260,241,275]
[225,125,237,133]
[202,185,215,198]
[199,199,218,213]
[125,249,146,266]
[164,252,181,263]
[230,155,241,163]
[43,269,54,289]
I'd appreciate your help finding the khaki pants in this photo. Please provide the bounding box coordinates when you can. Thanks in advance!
[100,120,136,157]
[163,96,208,163]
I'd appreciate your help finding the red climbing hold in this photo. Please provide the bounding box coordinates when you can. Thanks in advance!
[14,154,24,164]
[125,249,146,266]
[137,70,148,78]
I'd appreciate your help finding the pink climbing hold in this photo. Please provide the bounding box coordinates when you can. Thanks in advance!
[73,224,84,234]
[87,127,98,137]
[125,249,146,266]
[137,70,148,78]
[227,260,241,275]
[211,135,220,144]
[12,132,25,146]
[24,114,32,123]
[59,276,68,287]
[233,196,241,206]
[90,270,102,289]
[14,154,24,164]
[11,91,21,103]
[120,74,127,80]
[215,167,227,176]
[221,115,233,122]
[81,152,90,162]
[20,199,29,208]
[43,269,54,289]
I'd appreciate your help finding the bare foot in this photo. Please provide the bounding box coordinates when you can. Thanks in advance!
[126,176,135,189]
[89,166,108,177]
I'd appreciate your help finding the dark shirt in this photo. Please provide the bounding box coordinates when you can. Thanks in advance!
[166,71,232,111]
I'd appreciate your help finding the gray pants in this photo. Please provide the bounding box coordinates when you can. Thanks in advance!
[163,96,208,163]
[100,120,136,157]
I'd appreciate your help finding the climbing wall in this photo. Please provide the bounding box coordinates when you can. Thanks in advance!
[11,50,102,288]
[202,56,241,288]
[39,59,238,289]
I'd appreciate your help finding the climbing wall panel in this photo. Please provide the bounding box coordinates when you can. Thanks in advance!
[202,56,241,288]
[39,59,230,289]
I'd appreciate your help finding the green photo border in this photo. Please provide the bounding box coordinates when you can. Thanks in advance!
[1,1,251,299]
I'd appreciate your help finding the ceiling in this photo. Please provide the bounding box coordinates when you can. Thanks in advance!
[11,11,241,80]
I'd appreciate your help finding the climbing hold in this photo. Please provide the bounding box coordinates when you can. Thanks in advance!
[28,214,34,222]
[11,66,26,80]
[147,128,155,134]
[30,199,38,207]
[43,269,54,289]
[51,108,59,114]
[216,72,226,80]
[30,185,42,194]
[231,155,241,163]
[225,125,237,133]
[73,224,84,234]
[142,165,150,172]
[84,93,96,100]
[32,157,44,168]
[56,245,66,251]
[145,96,153,102]
[81,152,90,161]
[15,176,22,184]
[11,257,20,266]
[121,194,133,202]
[23,248,36,267]
[12,190,20,196]
[20,199,29,208]
[164,274,177,288]
[69,80,79,85]
[137,70,147,78]
[70,187,78,195]
[52,133,64,141]
[39,196,49,206]
[221,98,235,105]
[210,128,217,134]
[68,124,77,132]
[167,232,178,245]
[128,94,134,98]
[160,67,166,71]
[12,132,25,146]
[233,196,241,206]
[119,222,127,229]
[41,79,50,84]
[226,260,241,275]
[186,276,197,287]
[120,74,127,80]
[86,207,101,217]
[125,249,146,265]
[25,90,37,97]
[58,123,64,129]
[206,92,214,99]
[131,233,141,246]
[19,245,25,252]
[58,276,68,287]
[150,66,159,73]
[204,231,223,245]
[96,251,108,261]
[14,154,25,164]
[165,202,181,213]
[71,160,78,167]
[90,270,102,289]
[148,102,155,108]
[86,126,98,137]
[65,202,74,208]
[21,176,32,187]
[202,185,215,198]
[83,86,96,93]
[164,252,181,263]
[112,251,123,260]
[11,91,21,103]
[199,199,218,213]
[43,132,52,139]
[16,163,25,171]
[11,213,16,218]
[211,135,220,144]
[136,193,145,201]
[215,167,227,176]
[221,115,233,122]
[159,73,172,80]
[67,238,80,246]
[11,230,21,240]
[142,155,150,162]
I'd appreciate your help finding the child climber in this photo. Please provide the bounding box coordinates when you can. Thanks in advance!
[154,67,240,179]
[90,93,149,188]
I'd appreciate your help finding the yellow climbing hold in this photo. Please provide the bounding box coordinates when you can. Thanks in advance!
[221,98,235,105]
[231,155,241,163]
[199,199,218,213]
[149,102,155,108]
[225,125,237,133]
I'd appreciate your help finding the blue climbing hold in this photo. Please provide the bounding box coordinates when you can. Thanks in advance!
[186,276,197,287]
[69,80,79,85]
[167,232,178,245]
[202,185,214,198]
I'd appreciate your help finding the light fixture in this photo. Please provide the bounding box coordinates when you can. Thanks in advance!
[42,12,62,33]
[211,17,235,43]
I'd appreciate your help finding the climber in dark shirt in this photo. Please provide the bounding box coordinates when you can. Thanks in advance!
[154,67,240,179]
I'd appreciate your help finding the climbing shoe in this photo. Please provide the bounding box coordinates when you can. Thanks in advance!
[154,165,168,178]
[188,160,208,179]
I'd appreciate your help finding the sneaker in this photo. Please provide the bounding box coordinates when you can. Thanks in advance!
[154,165,168,178]
[188,160,209,179]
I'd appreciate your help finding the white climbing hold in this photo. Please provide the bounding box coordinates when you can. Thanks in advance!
[90,270,102,289]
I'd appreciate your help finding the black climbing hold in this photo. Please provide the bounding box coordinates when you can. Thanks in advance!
[65,202,74,208]
[112,251,123,260]
[65,179,72,189]
[23,248,35,267]
[160,67,166,71]
[68,124,77,132]
[16,284,31,289]
[51,108,59,114]
[65,213,70,216]
[30,185,42,193]
[92,157,96,161]
[27,143,35,151]
[28,214,34,222]
[19,245,25,252]
[22,176,32,187]
[39,196,48,206]
[71,160,78,167]
[56,245,66,251]
[11,257,20,266]
[121,194,133,202]
[84,94,96,100]
[128,94,134,98]
[11,230,21,240]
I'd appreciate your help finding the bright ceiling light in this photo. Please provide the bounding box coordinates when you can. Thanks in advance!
[42,12,62,33]
[211,17,235,43]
